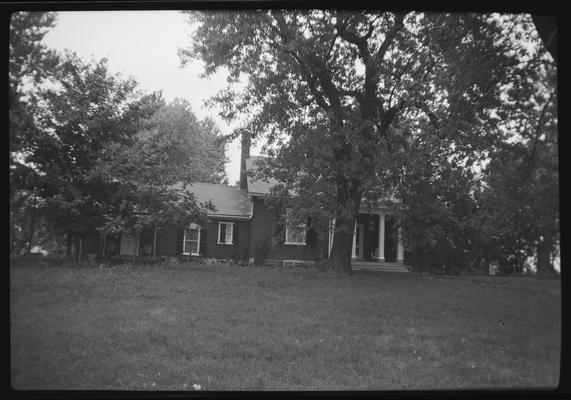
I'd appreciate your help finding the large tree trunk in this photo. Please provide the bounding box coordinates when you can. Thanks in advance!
[328,173,362,274]
[330,214,356,274]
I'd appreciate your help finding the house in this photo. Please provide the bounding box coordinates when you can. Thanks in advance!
[83,133,409,270]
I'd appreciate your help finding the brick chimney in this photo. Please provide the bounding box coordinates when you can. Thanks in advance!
[239,131,251,190]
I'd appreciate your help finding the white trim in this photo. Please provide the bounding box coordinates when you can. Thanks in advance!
[397,226,404,264]
[328,218,336,257]
[207,214,252,220]
[217,222,234,245]
[352,220,357,258]
[183,223,201,256]
[355,223,364,259]
[377,213,385,262]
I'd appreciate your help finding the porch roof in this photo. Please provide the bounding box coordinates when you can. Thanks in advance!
[358,199,397,214]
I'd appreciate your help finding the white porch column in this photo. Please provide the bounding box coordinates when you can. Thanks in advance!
[351,219,357,259]
[397,226,404,264]
[377,213,385,262]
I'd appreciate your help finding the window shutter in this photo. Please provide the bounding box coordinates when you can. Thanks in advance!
[275,211,285,244]
[233,224,239,245]
[306,226,316,245]
[199,228,207,256]
[305,217,314,245]
[219,223,226,243]
[176,227,184,254]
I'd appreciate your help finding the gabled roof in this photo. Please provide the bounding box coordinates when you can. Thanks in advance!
[173,182,252,218]
[245,156,281,196]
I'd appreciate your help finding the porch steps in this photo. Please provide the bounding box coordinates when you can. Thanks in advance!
[352,261,411,273]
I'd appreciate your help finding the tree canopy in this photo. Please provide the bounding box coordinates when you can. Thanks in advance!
[9,11,58,135]
[90,96,225,236]
[181,10,551,273]
[10,14,227,257]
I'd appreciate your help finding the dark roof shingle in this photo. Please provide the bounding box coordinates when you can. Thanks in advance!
[173,182,252,218]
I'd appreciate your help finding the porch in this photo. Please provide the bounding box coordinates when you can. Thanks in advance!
[329,209,410,272]
[351,260,411,273]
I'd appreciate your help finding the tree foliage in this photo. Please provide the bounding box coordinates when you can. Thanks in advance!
[12,46,225,257]
[90,96,224,236]
[182,10,526,273]
[9,11,58,147]
[9,11,59,255]
[476,40,558,274]
[140,98,227,185]
[20,52,154,255]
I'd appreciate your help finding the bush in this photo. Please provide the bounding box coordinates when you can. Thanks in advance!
[254,238,272,266]
[315,259,332,272]
[232,246,249,265]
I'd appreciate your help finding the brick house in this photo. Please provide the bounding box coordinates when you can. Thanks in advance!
[84,134,409,270]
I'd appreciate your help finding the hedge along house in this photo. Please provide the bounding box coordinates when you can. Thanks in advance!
[82,132,409,271]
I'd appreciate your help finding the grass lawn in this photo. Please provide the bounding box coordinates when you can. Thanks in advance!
[10,261,560,390]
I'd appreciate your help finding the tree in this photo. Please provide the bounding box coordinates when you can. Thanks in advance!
[9,11,59,255]
[89,96,225,254]
[15,45,228,258]
[182,10,520,273]
[142,98,227,184]
[476,49,558,275]
[9,11,58,154]
[398,146,484,274]
[26,52,156,258]
[396,13,558,275]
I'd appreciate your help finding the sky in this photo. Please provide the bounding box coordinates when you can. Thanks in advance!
[41,10,258,185]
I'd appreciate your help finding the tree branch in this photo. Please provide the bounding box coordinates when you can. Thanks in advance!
[338,88,364,102]
[304,52,344,123]
[378,101,404,137]
[325,31,338,63]
[526,89,556,176]
[335,13,369,60]
[363,17,377,40]
[373,13,406,65]
[306,74,331,111]
[266,13,332,112]
[414,101,440,131]
[388,55,414,109]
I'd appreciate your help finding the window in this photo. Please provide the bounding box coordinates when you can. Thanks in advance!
[183,223,201,256]
[218,222,234,245]
[284,212,306,245]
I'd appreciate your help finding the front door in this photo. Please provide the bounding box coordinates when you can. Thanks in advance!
[355,223,364,259]
[120,232,140,256]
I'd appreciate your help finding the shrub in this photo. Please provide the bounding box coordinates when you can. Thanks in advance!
[254,238,272,266]
[232,246,249,265]
[315,259,331,272]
